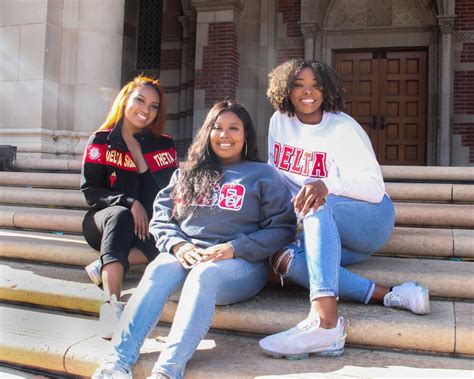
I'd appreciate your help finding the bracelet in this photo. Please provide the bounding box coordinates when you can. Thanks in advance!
[227,242,235,258]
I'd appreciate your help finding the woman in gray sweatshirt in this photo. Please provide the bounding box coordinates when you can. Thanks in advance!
[92,100,296,379]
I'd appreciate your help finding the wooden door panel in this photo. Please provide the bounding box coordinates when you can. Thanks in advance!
[378,51,427,165]
[335,52,379,150]
[335,50,427,166]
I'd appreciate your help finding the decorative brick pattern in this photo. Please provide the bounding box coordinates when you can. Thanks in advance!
[195,23,239,107]
[277,0,304,63]
[454,0,474,162]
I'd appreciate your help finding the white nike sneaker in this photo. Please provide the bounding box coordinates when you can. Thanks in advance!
[86,259,102,286]
[92,362,131,379]
[384,281,430,315]
[259,316,346,360]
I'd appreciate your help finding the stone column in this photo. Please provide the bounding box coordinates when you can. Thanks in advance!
[300,22,321,60]
[437,15,456,166]
[191,0,244,135]
[0,0,125,158]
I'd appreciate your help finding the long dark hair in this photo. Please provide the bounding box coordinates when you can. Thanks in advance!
[171,100,261,219]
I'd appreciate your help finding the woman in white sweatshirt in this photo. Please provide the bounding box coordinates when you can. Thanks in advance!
[259,59,430,360]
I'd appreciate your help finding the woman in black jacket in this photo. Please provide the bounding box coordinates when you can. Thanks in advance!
[80,75,178,339]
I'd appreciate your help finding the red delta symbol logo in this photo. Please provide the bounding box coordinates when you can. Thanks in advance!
[218,184,245,211]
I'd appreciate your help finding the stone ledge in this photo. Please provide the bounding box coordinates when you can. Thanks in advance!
[2,304,473,378]
[0,260,473,356]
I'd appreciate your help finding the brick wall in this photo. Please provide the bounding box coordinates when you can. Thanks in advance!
[454,0,474,163]
[161,1,182,73]
[277,0,304,63]
[195,23,239,107]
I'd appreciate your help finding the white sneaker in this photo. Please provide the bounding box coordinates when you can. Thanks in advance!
[92,362,131,379]
[259,316,346,360]
[86,259,102,286]
[384,281,430,315]
[100,295,125,340]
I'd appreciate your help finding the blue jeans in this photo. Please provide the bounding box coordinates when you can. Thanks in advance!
[107,253,268,379]
[283,194,395,303]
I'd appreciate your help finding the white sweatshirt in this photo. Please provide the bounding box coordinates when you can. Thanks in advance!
[268,111,385,203]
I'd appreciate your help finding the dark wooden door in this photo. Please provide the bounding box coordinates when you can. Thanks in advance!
[335,51,427,165]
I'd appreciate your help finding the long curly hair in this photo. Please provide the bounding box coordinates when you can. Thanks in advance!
[171,100,261,219]
[97,75,166,138]
[267,59,345,116]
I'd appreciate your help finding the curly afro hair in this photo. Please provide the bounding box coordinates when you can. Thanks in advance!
[267,59,346,116]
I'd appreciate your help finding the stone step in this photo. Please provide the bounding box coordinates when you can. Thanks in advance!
[1,256,473,320]
[385,182,474,202]
[2,304,473,379]
[0,186,87,208]
[381,165,474,182]
[1,227,472,271]
[12,158,82,172]
[0,206,84,234]
[0,171,80,189]
[2,173,474,204]
[10,159,474,182]
[1,202,473,234]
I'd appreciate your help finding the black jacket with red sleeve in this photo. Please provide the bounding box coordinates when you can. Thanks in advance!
[80,123,179,210]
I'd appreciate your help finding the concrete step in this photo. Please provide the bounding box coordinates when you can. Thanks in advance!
[2,255,471,305]
[385,182,474,202]
[1,203,473,234]
[0,259,473,357]
[1,173,473,203]
[2,304,473,379]
[0,171,80,189]
[12,158,82,172]
[1,227,472,271]
[0,186,87,208]
[0,206,84,234]
[10,159,474,182]
[381,165,474,182]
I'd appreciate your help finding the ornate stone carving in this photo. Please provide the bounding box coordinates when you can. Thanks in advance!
[437,15,455,34]
[455,31,474,42]
[331,0,367,28]
[300,22,321,38]
[367,0,392,27]
[393,0,434,26]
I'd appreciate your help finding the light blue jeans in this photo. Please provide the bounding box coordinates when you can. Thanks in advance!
[282,194,395,303]
[107,252,268,379]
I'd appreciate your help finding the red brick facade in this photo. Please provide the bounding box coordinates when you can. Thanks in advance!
[454,0,474,162]
[277,0,304,63]
[195,23,239,107]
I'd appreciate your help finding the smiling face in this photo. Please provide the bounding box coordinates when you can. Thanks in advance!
[123,85,160,132]
[209,111,246,165]
[289,67,324,124]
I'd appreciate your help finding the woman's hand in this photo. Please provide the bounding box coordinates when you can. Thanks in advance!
[131,200,150,241]
[200,243,235,263]
[173,242,203,269]
[293,180,329,217]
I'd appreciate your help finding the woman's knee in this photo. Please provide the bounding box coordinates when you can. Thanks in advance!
[105,206,134,229]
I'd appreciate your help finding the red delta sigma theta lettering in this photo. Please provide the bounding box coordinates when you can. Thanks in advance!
[273,143,328,178]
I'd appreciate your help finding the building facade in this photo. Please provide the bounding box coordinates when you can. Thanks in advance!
[1,0,473,166]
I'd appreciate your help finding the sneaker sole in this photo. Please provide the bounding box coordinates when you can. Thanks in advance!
[85,263,102,286]
[261,346,344,360]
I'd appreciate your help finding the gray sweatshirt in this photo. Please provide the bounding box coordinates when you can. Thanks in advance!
[150,161,296,262]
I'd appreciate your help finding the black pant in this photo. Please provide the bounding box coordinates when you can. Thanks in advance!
[82,205,159,274]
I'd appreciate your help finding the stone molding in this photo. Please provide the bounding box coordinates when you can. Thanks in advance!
[191,0,244,14]
[437,15,455,34]
[299,22,321,38]
[455,31,474,42]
